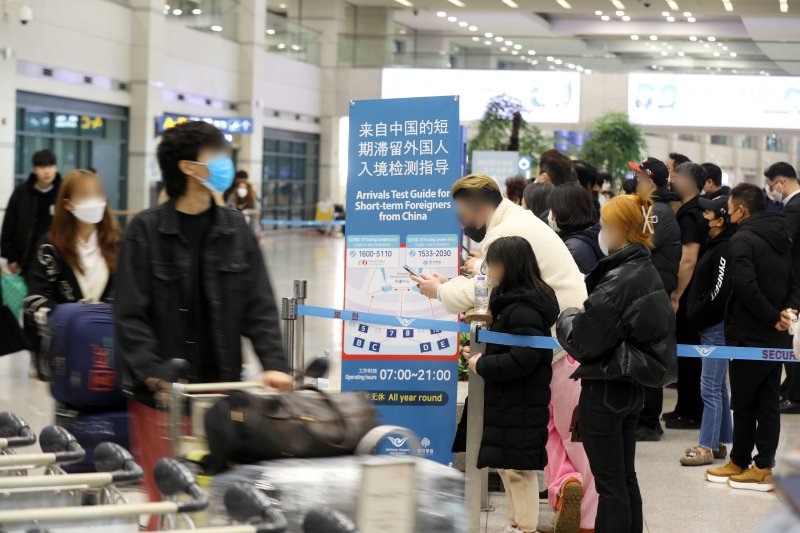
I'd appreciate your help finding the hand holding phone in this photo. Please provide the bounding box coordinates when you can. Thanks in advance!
[403,265,416,276]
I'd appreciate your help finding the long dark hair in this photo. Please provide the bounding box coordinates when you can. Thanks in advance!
[485,236,553,301]
[550,183,596,229]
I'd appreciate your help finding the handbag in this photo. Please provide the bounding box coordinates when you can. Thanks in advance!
[0,305,28,356]
[1,273,27,318]
[204,386,380,473]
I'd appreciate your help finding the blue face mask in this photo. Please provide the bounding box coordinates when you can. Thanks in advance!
[197,155,234,193]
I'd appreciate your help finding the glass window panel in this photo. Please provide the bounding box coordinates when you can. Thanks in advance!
[53,139,79,174]
[79,141,91,170]
[292,157,305,179]
[277,140,291,153]
[277,157,292,180]
[277,182,292,206]
[292,141,306,155]
[292,183,305,205]
[264,139,279,153]
[15,135,24,175]
[21,136,52,172]
[24,111,52,133]
[263,156,277,180]
[15,108,23,130]
[105,119,124,140]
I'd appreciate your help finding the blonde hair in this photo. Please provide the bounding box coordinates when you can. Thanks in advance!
[600,193,655,249]
[451,174,503,206]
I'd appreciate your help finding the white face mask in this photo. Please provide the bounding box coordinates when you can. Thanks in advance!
[71,200,106,225]
[547,211,560,233]
[237,186,248,199]
[598,227,610,256]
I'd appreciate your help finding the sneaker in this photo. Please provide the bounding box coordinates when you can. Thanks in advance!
[636,424,663,442]
[554,477,582,533]
[665,416,701,430]
[713,444,728,459]
[661,410,680,421]
[681,446,713,466]
[705,460,744,483]
[728,466,775,492]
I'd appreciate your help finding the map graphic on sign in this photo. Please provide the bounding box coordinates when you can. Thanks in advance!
[344,234,458,357]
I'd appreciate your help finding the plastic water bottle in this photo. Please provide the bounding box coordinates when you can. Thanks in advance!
[474,275,489,315]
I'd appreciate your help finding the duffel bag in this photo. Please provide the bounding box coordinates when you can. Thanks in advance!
[47,303,126,410]
[204,387,379,473]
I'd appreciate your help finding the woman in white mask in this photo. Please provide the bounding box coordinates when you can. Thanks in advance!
[23,169,120,348]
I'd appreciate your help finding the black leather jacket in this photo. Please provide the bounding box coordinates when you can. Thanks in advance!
[557,244,677,388]
[114,201,288,405]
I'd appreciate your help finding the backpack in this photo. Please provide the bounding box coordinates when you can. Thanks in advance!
[47,303,126,410]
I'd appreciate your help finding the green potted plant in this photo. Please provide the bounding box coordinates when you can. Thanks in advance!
[581,112,647,187]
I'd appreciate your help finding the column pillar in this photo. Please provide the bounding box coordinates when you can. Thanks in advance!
[128,0,166,211]
[237,0,267,187]
[0,14,19,205]
[292,0,348,204]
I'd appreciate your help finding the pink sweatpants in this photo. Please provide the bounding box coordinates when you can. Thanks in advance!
[545,355,598,530]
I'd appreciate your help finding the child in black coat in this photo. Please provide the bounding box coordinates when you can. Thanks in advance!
[468,236,559,533]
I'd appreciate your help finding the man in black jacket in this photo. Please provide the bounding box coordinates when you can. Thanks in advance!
[0,149,61,277]
[700,163,731,200]
[632,157,682,440]
[114,121,292,506]
[764,162,800,413]
[706,184,799,491]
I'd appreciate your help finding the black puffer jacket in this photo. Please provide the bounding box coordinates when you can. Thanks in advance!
[456,288,558,470]
[650,188,682,294]
[725,212,800,348]
[561,223,603,275]
[557,244,677,387]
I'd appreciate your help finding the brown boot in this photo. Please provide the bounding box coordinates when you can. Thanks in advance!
[554,477,582,533]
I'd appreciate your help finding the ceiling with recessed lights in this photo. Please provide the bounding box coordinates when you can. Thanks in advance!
[341,0,800,75]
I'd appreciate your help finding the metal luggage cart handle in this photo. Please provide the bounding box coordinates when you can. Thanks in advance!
[0,413,37,451]
[0,442,143,491]
[0,426,84,469]
[0,458,207,526]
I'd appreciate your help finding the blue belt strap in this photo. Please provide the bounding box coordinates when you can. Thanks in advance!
[295,305,798,363]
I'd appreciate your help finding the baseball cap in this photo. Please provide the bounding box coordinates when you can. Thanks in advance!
[628,157,669,187]
[698,195,729,219]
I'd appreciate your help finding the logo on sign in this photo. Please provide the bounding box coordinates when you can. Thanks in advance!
[695,346,716,357]
[409,250,416,257]
[387,436,409,447]
[397,317,416,327]
[350,250,357,257]
[421,437,431,448]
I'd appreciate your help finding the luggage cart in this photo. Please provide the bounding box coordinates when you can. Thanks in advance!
[0,412,37,455]
[0,426,85,477]
[0,460,289,533]
[0,442,142,510]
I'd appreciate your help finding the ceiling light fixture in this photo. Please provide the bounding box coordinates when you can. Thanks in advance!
[436,11,447,17]
[585,69,593,74]
[528,49,536,55]
[713,51,720,56]
[394,0,413,6]
[601,15,611,20]
[567,63,576,68]
[447,0,466,7]
[708,36,716,41]
[683,11,692,15]
[661,50,668,56]
[576,66,584,71]
[616,10,625,16]
[471,36,480,41]
[667,0,680,10]
[469,25,478,31]
[210,25,223,32]
[611,0,626,9]
[630,34,640,40]
[502,0,520,7]
[677,51,685,56]
[723,0,734,10]
[689,35,698,41]
[595,10,603,15]
[278,3,286,8]
[505,40,513,45]
[730,51,737,57]
[191,8,201,14]
[484,40,492,45]
[500,46,508,51]
[704,43,710,48]
[495,36,504,41]
[622,15,631,20]
[546,56,554,61]
[650,35,658,40]
[554,59,563,64]
[556,0,572,8]
[458,21,469,27]
[511,50,519,55]
[447,16,457,22]
[666,16,675,21]
[266,28,276,35]
[514,43,522,49]
[172,8,182,15]
[687,16,696,21]
[485,32,493,37]
[661,11,670,16]
[780,0,789,12]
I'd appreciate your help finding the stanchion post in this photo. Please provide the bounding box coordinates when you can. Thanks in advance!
[281,297,297,372]
[293,280,307,376]
[466,321,489,533]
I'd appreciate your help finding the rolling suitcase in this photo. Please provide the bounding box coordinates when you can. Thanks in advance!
[55,406,130,473]
[46,303,126,410]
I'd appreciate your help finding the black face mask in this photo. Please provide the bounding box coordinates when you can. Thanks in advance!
[464,225,487,243]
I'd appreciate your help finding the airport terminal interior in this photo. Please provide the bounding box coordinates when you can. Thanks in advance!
[3,0,800,532]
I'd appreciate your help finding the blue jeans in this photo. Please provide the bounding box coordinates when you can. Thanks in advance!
[698,322,733,450]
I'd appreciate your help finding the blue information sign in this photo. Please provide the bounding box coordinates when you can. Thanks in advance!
[342,96,461,464]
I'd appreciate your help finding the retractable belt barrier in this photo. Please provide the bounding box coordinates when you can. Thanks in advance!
[296,304,799,363]
[260,219,345,227]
